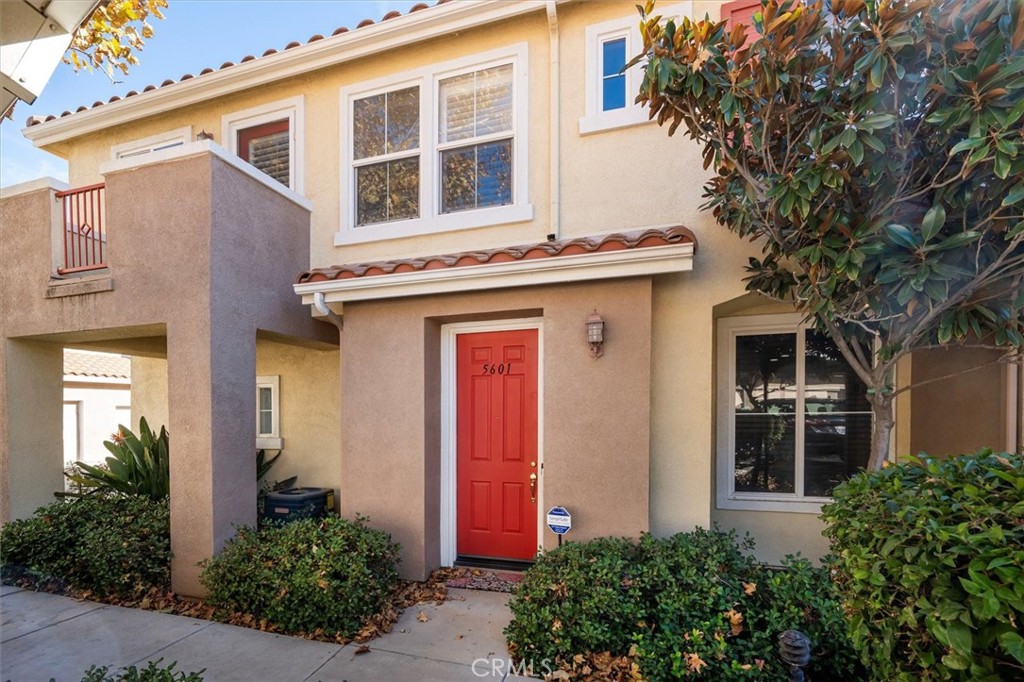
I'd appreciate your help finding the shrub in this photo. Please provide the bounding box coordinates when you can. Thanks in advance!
[79,659,204,682]
[822,450,1024,682]
[199,516,400,637]
[65,417,170,501]
[0,496,170,598]
[505,529,860,681]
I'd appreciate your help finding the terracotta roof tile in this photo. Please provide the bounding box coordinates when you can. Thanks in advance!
[26,0,452,128]
[296,226,698,284]
[64,350,131,379]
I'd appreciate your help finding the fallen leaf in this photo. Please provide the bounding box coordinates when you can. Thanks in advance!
[684,652,708,673]
[742,581,757,595]
[416,610,429,622]
[354,645,370,655]
[725,608,744,636]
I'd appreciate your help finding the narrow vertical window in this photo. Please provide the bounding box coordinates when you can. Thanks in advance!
[258,386,274,437]
[438,64,514,213]
[601,37,627,111]
[353,86,420,226]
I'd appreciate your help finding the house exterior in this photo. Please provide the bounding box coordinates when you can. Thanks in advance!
[62,349,131,467]
[1,0,1019,595]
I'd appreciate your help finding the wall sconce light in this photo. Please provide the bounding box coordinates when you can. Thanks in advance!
[196,130,214,141]
[586,309,605,359]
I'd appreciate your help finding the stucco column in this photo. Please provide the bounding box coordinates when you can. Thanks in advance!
[1,339,64,522]
[166,322,257,596]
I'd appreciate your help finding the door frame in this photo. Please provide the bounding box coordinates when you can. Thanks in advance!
[440,318,545,567]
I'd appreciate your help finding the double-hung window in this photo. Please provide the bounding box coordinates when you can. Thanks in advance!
[717,314,872,512]
[339,44,530,245]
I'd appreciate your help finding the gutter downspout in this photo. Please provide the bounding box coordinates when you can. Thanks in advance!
[313,291,343,331]
[546,1,561,240]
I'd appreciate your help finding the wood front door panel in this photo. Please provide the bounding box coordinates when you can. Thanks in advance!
[456,329,538,560]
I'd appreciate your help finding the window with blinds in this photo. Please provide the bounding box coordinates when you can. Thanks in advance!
[727,323,871,503]
[238,119,290,188]
[438,64,513,214]
[353,86,420,226]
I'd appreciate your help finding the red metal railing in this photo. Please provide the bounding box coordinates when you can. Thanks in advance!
[55,183,107,274]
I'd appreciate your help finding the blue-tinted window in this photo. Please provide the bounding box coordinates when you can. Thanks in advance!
[601,38,627,111]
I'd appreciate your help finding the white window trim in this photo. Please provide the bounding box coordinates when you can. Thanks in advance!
[256,375,283,450]
[222,95,305,195]
[111,126,192,160]
[716,313,872,513]
[337,43,532,246]
[580,3,691,136]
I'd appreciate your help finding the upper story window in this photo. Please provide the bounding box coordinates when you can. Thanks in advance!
[716,314,872,513]
[111,126,191,160]
[580,3,691,135]
[338,44,531,246]
[223,95,305,194]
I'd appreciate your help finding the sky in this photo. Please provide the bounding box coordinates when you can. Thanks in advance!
[0,0,419,188]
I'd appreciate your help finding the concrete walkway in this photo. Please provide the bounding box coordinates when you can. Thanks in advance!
[1,584,532,682]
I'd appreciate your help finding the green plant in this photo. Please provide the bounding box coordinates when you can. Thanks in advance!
[636,0,1024,470]
[65,417,169,500]
[822,450,1024,681]
[77,659,204,682]
[1,496,170,598]
[199,515,400,637]
[505,530,860,681]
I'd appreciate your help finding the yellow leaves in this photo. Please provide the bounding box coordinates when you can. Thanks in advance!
[416,610,429,622]
[725,608,745,636]
[743,581,757,595]
[65,0,167,78]
[683,652,708,673]
[551,618,563,632]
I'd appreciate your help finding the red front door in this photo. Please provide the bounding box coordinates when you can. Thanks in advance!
[456,329,539,561]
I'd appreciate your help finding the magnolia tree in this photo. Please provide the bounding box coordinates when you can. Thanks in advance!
[636,0,1024,469]
[65,0,167,78]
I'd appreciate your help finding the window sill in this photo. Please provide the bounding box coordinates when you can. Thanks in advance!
[579,110,654,136]
[46,273,113,299]
[716,495,831,514]
[256,437,283,450]
[334,203,534,246]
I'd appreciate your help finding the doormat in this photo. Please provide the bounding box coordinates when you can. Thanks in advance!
[442,568,524,593]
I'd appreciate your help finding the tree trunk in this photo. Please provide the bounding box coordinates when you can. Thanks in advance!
[868,394,895,471]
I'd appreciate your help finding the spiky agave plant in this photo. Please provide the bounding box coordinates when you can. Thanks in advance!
[65,417,170,501]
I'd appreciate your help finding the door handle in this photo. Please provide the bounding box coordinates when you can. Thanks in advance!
[529,473,537,503]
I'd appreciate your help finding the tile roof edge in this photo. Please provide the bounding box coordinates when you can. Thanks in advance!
[296,225,697,284]
[24,0,550,141]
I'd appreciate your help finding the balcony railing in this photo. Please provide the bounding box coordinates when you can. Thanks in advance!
[55,183,106,274]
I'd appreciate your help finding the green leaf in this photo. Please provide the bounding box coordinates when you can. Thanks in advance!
[932,231,981,251]
[999,631,1024,663]
[921,205,946,242]
[947,621,972,657]
[885,223,921,249]
[1002,182,1024,207]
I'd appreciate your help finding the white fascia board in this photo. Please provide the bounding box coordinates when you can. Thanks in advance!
[294,242,695,305]
[22,0,555,147]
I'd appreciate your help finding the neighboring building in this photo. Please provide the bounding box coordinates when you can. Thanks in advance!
[62,349,131,466]
[1,0,1019,595]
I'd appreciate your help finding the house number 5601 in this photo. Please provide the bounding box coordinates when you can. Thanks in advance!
[481,363,511,375]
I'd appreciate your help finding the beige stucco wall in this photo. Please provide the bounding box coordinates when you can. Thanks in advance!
[341,278,653,580]
[256,338,341,497]
[131,356,169,431]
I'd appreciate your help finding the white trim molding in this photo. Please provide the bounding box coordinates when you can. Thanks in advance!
[295,238,694,305]
[337,43,532,245]
[23,1,560,148]
[222,95,305,195]
[440,318,545,567]
[579,3,691,136]
[256,375,283,450]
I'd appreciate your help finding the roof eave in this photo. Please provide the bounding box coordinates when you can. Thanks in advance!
[23,0,556,148]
